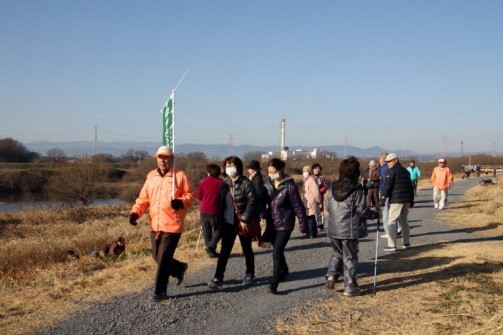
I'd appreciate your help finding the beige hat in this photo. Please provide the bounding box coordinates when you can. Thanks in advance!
[155,146,174,157]
[302,165,311,173]
[369,160,376,166]
[384,153,398,162]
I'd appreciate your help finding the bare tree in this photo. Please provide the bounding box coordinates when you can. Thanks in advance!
[46,148,67,162]
[45,162,111,206]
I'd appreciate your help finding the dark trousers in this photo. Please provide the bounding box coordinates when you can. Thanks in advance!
[411,179,418,195]
[150,232,186,295]
[307,215,318,238]
[200,212,221,250]
[214,223,254,280]
[326,238,359,293]
[366,188,380,210]
[270,230,292,288]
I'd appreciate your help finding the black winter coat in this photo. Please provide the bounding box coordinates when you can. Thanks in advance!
[382,162,414,204]
[263,177,307,233]
[250,173,266,219]
[225,175,258,224]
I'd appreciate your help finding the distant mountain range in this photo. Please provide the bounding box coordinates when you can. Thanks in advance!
[25,140,438,160]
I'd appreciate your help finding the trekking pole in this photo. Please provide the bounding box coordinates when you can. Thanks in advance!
[195,227,202,254]
[373,218,380,295]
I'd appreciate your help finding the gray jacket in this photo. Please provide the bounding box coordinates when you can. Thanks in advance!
[327,178,378,240]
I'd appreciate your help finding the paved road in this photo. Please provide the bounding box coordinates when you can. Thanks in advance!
[38,176,488,335]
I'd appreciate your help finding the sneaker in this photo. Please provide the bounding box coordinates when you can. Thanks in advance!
[380,234,389,239]
[205,246,219,258]
[397,231,402,237]
[242,273,255,286]
[402,244,411,249]
[176,263,188,285]
[208,277,223,289]
[383,247,397,252]
[152,292,168,302]
[434,204,439,209]
[343,289,362,297]
[326,275,335,290]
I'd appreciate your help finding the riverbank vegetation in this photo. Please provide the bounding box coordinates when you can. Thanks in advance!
[1,153,502,334]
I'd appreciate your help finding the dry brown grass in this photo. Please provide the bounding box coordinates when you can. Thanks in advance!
[274,177,503,335]
[0,204,213,335]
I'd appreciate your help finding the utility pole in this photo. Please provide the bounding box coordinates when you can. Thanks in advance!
[460,140,464,157]
[229,134,233,156]
[493,142,496,157]
[93,125,97,156]
[344,136,348,157]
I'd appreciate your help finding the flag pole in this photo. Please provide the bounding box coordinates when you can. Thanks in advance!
[167,69,189,200]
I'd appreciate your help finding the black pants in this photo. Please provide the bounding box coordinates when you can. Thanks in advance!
[307,215,318,237]
[270,230,292,289]
[200,212,221,250]
[326,238,359,293]
[214,223,254,280]
[150,232,186,295]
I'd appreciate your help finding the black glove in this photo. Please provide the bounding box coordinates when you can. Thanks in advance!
[171,199,184,210]
[129,213,139,226]
[380,197,386,207]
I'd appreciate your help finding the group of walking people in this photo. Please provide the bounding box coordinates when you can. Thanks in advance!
[126,145,452,301]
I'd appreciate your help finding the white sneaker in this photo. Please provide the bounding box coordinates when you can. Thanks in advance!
[380,234,389,239]
[434,204,439,209]
[439,206,444,210]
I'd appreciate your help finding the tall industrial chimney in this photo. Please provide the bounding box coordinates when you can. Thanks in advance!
[280,118,286,150]
[280,118,288,160]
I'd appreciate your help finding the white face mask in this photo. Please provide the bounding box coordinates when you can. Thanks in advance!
[269,172,280,180]
[225,166,237,177]
[303,172,310,178]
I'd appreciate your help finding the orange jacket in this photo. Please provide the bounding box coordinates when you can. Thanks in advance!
[131,168,195,233]
[431,166,453,190]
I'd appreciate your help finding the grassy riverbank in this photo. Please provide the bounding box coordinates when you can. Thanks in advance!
[1,173,502,334]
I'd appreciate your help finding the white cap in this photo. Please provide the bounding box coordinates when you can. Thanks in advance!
[384,153,397,162]
[369,160,376,166]
[155,146,173,157]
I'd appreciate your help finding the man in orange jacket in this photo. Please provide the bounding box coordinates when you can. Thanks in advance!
[430,158,453,210]
[129,146,195,302]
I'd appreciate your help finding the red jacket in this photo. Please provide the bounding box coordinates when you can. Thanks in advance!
[197,176,224,215]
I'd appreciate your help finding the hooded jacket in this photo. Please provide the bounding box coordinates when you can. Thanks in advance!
[327,178,378,239]
[302,175,321,216]
[131,168,195,234]
[263,177,307,233]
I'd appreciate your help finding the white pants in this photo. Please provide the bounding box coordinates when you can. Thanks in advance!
[433,187,448,209]
[387,203,410,248]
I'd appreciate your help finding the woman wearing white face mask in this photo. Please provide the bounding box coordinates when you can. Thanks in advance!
[302,165,322,238]
[262,158,307,294]
[208,156,259,289]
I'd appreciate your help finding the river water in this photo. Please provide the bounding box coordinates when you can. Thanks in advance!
[0,193,125,212]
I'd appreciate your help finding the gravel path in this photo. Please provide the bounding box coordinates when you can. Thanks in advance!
[37,176,484,335]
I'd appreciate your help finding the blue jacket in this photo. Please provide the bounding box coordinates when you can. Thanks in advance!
[379,163,390,195]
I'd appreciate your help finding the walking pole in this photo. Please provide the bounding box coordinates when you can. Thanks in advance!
[373,218,380,295]
[195,227,202,254]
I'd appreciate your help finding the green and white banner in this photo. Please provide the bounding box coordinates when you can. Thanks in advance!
[161,91,174,147]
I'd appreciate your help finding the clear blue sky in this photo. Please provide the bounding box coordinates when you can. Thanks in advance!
[1,0,502,155]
